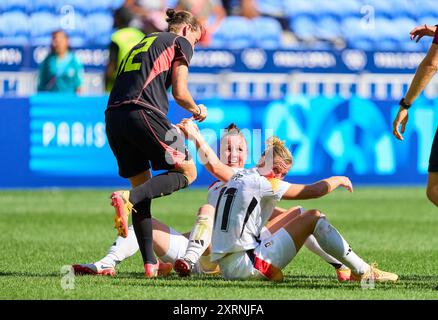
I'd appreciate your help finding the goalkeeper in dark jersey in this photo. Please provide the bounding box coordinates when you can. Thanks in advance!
[105,8,206,277]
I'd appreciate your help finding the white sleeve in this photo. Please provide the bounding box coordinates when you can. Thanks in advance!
[260,178,291,201]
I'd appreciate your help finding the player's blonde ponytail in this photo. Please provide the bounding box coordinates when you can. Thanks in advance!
[264,136,293,165]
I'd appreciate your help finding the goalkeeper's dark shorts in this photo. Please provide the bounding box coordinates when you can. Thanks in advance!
[105,104,190,178]
[429,127,438,173]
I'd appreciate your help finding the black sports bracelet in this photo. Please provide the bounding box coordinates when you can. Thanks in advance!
[399,98,412,110]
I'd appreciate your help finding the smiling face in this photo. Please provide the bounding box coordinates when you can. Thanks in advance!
[220,134,248,168]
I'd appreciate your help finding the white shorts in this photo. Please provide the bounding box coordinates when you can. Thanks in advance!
[159,228,219,275]
[218,227,296,280]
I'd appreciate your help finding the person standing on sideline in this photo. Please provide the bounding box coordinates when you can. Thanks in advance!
[105,7,145,92]
[393,24,438,207]
[37,30,83,93]
[105,9,207,277]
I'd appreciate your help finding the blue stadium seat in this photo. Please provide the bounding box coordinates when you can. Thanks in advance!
[316,16,342,41]
[290,16,317,41]
[211,17,253,49]
[111,0,125,10]
[256,0,284,16]
[417,15,438,27]
[415,0,438,19]
[86,12,114,45]
[371,17,395,41]
[68,36,87,48]
[314,1,349,19]
[284,0,315,18]
[348,38,374,51]
[399,39,424,52]
[32,0,57,13]
[376,39,399,51]
[365,0,393,19]
[0,11,29,45]
[54,0,89,14]
[420,39,433,51]
[251,17,282,49]
[167,0,179,9]
[86,0,114,14]
[0,0,30,13]
[335,0,362,18]
[30,12,60,45]
[390,17,417,42]
[341,17,370,42]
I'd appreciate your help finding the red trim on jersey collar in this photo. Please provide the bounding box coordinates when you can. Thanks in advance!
[208,180,220,190]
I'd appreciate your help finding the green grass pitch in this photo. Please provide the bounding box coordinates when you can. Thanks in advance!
[1,187,438,300]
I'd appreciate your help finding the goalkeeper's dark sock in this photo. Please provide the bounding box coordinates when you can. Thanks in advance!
[132,199,156,265]
[129,171,188,205]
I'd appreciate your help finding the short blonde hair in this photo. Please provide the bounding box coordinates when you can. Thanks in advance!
[263,136,293,165]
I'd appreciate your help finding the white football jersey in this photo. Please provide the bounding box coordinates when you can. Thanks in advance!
[207,168,243,206]
[210,168,291,262]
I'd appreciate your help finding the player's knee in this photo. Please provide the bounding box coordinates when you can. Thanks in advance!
[186,169,197,184]
[181,162,197,184]
[299,209,321,233]
[303,209,322,219]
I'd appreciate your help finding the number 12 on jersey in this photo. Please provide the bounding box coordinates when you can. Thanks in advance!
[118,36,157,75]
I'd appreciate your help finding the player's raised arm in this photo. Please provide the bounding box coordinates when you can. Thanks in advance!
[281,176,353,200]
[177,119,236,182]
[393,28,438,141]
[171,60,207,122]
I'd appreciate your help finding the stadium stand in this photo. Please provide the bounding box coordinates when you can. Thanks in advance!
[29,11,60,46]
[0,0,437,49]
[86,12,114,46]
[251,16,282,49]
[0,10,29,45]
[210,16,253,49]
[2,0,438,98]
[0,0,30,13]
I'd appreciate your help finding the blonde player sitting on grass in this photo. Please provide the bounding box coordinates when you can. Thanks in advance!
[208,135,398,282]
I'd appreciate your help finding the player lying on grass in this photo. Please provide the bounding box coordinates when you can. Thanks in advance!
[74,121,364,281]
[209,136,398,282]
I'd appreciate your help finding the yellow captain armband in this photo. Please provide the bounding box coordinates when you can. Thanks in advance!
[267,178,282,192]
